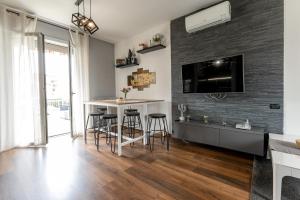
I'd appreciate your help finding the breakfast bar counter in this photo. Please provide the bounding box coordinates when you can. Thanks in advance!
[83,99,165,156]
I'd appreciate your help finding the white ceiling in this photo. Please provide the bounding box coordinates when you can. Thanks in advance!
[0,0,219,43]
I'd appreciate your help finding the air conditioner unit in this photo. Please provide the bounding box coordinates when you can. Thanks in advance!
[185,1,231,33]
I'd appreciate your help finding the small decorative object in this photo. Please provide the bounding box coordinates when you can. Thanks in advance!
[126,49,132,65]
[126,49,133,64]
[245,119,251,130]
[131,51,137,64]
[128,49,133,59]
[296,139,300,148]
[222,118,227,126]
[152,33,163,45]
[203,115,209,124]
[186,115,191,122]
[236,119,252,130]
[127,68,156,91]
[139,43,148,50]
[177,104,187,121]
[116,59,126,65]
[120,87,131,99]
[147,33,164,46]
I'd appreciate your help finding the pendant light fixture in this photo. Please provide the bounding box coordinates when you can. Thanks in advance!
[71,2,85,27]
[79,0,89,27]
[84,0,99,34]
[71,0,99,35]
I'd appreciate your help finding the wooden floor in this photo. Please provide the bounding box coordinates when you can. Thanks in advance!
[0,134,253,200]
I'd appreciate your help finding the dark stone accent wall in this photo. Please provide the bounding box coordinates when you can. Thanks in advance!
[171,0,283,133]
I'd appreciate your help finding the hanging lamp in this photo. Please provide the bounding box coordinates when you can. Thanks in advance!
[84,0,99,34]
[71,0,99,35]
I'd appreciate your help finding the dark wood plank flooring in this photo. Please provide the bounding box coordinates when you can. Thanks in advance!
[0,134,253,200]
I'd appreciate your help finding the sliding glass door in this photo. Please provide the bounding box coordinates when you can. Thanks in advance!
[44,40,72,137]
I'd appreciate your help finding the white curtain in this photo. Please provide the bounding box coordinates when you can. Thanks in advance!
[0,6,44,152]
[69,30,90,137]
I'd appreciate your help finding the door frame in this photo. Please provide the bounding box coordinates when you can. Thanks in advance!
[68,41,74,138]
[44,38,73,138]
[26,32,48,144]
[38,33,48,144]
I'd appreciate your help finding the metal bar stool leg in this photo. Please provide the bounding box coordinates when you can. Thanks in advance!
[163,118,170,151]
[138,115,143,136]
[97,131,100,151]
[131,115,136,146]
[85,115,90,143]
[121,116,126,142]
[158,118,164,144]
[146,117,149,145]
[93,116,97,145]
[128,116,133,147]
[114,118,117,153]
[151,118,157,152]
[147,118,152,150]
[106,120,111,145]
[111,119,117,153]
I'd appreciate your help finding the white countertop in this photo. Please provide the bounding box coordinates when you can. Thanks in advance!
[269,133,300,143]
[84,99,164,106]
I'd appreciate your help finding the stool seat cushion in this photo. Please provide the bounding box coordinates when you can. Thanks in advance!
[148,113,166,118]
[125,112,140,117]
[89,112,104,116]
[103,114,117,119]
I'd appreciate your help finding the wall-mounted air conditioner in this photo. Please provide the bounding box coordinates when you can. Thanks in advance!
[185,1,231,33]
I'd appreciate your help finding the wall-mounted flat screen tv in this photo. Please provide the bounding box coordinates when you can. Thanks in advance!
[182,55,244,93]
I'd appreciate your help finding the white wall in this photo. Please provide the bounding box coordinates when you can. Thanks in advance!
[115,22,172,130]
[284,0,300,135]
[115,23,171,101]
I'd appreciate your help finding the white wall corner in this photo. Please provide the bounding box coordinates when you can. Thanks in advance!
[284,0,300,135]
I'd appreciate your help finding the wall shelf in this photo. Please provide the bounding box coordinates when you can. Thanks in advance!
[137,44,166,54]
[115,63,139,68]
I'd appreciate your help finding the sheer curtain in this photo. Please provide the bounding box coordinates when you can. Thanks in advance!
[69,30,90,137]
[0,6,45,152]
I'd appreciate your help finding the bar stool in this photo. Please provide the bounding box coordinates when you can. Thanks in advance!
[97,114,118,153]
[146,113,170,151]
[121,109,143,146]
[85,111,105,144]
[121,109,138,135]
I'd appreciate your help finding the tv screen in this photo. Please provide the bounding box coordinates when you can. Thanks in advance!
[182,55,244,93]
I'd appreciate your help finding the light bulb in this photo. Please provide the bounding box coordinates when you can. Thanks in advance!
[88,22,95,28]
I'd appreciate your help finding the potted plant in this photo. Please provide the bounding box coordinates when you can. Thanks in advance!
[120,87,131,99]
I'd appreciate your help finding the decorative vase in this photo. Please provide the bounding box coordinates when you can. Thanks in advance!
[178,104,187,121]
[179,116,185,121]
[203,116,208,124]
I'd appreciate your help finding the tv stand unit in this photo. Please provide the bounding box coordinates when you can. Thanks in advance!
[174,120,268,156]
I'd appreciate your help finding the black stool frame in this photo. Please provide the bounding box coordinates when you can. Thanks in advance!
[146,114,170,151]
